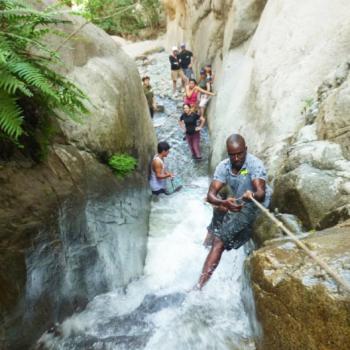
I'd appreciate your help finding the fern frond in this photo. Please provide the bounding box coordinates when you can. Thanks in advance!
[0,68,33,96]
[0,91,23,139]
[7,61,60,101]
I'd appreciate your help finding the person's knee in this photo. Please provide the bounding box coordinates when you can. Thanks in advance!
[212,237,225,252]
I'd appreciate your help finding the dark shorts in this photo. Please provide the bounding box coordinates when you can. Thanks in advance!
[207,203,258,250]
[152,188,166,195]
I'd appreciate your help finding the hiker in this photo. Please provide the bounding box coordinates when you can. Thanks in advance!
[178,43,194,80]
[198,68,213,118]
[142,76,157,118]
[196,134,272,289]
[204,64,215,82]
[184,79,215,108]
[149,141,173,195]
[169,46,186,95]
[179,104,205,160]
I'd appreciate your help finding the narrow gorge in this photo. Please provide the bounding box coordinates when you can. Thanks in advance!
[0,0,350,349]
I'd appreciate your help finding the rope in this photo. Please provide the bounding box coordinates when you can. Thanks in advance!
[54,3,138,52]
[251,196,350,293]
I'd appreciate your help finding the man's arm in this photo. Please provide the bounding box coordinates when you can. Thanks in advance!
[152,159,172,179]
[207,180,242,212]
[242,178,266,202]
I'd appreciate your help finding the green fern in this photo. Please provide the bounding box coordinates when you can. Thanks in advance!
[0,0,89,150]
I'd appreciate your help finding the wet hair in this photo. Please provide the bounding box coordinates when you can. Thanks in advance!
[189,78,197,85]
[142,76,150,82]
[158,141,170,153]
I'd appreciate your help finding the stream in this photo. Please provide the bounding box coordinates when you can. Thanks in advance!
[38,52,258,350]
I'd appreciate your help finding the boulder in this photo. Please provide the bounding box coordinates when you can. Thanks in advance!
[316,66,350,159]
[272,163,349,229]
[0,3,156,349]
[249,221,350,350]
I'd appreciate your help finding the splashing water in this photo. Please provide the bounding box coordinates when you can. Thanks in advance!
[37,52,257,350]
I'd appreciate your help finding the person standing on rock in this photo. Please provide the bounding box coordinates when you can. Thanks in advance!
[195,134,272,289]
[178,43,194,80]
[169,46,186,96]
[179,104,205,160]
[198,68,213,118]
[142,76,157,118]
[149,141,173,195]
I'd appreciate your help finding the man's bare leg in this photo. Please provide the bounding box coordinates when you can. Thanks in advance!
[203,230,214,248]
[196,237,225,290]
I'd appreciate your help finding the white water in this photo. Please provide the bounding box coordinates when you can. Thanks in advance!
[37,52,257,350]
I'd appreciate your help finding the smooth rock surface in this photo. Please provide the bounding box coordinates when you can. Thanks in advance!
[249,221,350,350]
[0,3,156,349]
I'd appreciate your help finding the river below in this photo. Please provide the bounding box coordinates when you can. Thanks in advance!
[38,51,258,350]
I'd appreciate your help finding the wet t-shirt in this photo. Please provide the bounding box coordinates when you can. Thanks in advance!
[180,113,200,135]
[213,154,272,208]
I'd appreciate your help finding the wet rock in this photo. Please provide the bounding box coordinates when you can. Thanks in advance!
[0,147,151,350]
[0,3,156,349]
[253,212,305,247]
[249,221,350,350]
[272,163,349,230]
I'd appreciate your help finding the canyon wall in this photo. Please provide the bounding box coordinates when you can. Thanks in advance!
[163,0,350,348]
[0,6,156,350]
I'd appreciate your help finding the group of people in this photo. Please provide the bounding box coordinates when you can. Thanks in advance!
[142,44,216,161]
[149,134,272,290]
[144,46,272,291]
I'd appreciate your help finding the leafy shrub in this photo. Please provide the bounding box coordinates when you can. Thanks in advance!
[0,0,89,158]
[65,0,163,38]
[108,153,137,178]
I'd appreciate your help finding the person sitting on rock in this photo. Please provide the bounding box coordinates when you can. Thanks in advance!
[149,141,173,195]
[178,43,194,80]
[195,134,272,289]
[169,46,186,96]
[142,76,157,118]
[184,78,215,108]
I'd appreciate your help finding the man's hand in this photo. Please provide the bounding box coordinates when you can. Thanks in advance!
[222,197,243,212]
[242,190,254,201]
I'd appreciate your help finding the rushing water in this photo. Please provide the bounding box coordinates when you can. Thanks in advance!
[37,52,257,350]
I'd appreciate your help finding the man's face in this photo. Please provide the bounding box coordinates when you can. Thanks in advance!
[144,78,150,86]
[227,142,247,169]
[163,150,170,157]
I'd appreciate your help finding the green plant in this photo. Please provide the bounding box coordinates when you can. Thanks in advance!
[0,0,89,155]
[108,153,137,178]
[300,97,314,115]
[64,0,163,38]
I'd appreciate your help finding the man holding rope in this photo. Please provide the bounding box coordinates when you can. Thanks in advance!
[196,134,272,289]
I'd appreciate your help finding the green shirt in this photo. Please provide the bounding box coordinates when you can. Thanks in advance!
[143,85,154,107]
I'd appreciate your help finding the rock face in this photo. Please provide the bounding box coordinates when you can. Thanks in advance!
[163,0,350,229]
[0,4,156,350]
[164,1,350,348]
[249,221,350,350]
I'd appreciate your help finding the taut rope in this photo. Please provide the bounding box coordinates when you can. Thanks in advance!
[251,197,350,293]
